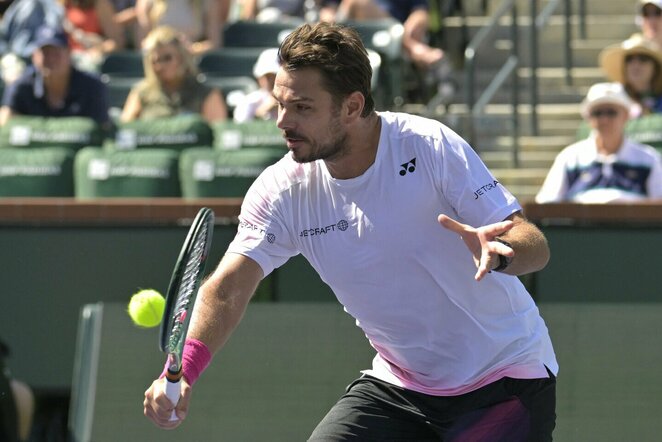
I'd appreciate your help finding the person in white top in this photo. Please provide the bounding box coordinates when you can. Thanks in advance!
[144,22,558,440]
[233,47,280,123]
[536,82,662,203]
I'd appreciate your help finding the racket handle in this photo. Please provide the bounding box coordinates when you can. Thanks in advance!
[164,378,181,421]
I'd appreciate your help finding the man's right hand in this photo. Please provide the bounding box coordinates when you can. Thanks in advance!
[143,377,192,429]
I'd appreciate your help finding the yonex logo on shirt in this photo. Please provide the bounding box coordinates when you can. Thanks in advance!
[299,219,348,237]
[399,158,416,176]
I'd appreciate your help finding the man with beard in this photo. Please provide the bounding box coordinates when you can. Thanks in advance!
[143,21,558,441]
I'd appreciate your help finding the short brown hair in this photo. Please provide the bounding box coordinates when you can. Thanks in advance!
[278,22,375,117]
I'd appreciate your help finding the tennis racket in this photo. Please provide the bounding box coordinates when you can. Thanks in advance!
[159,207,215,421]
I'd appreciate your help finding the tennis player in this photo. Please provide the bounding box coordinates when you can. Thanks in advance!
[144,22,558,440]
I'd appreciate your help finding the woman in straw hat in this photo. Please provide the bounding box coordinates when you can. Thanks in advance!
[600,33,662,118]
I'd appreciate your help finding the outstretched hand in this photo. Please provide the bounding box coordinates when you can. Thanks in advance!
[438,214,515,281]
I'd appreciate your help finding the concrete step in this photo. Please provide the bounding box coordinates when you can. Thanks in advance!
[459,0,639,17]
[490,167,549,191]
[501,184,542,203]
[480,149,559,168]
[538,118,583,136]
[451,65,603,108]
[442,15,637,70]
[475,135,574,156]
[491,173,548,203]
[434,2,636,202]
[445,101,580,116]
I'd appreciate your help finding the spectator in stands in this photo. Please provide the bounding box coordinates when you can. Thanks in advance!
[134,0,226,55]
[536,82,662,203]
[0,24,111,128]
[60,0,126,72]
[120,25,227,122]
[233,47,279,123]
[636,0,662,47]
[0,0,64,84]
[110,0,139,48]
[332,0,444,70]
[0,338,35,442]
[240,0,337,23]
[599,33,662,118]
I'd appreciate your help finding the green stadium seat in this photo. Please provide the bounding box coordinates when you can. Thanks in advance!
[102,76,139,111]
[343,19,405,106]
[0,116,106,150]
[179,146,285,197]
[223,20,303,48]
[99,50,144,81]
[109,115,214,151]
[197,48,263,113]
[199,75,259,112]
[197,47,265,79]
[211,120,284,150]
[0,147,75,196]
[623,113,662,151]
[74,147,181,198]
[99,51,145,114]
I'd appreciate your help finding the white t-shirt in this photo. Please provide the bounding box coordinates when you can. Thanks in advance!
[228,111,558,396]
[233,88,276,124]
[535,135,662,203]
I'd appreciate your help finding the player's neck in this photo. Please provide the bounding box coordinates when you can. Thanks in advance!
[325,113,381,180]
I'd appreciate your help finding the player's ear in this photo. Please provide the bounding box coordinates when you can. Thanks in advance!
[343,91,365,122]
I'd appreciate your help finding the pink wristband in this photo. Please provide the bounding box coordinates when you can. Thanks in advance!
[160,338,212,386]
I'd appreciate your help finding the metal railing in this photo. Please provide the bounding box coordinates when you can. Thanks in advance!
[464,0,585,167]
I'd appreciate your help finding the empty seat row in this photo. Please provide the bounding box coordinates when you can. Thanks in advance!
[0,115,287,198]
[0,145,286,198]
[0,115,285,152]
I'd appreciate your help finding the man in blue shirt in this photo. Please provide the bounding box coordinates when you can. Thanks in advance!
[0,24,111,129]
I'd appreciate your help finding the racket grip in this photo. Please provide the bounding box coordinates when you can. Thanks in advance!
[164,378,181,421]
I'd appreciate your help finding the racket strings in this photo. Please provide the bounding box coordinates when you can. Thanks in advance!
[167,228,210,351]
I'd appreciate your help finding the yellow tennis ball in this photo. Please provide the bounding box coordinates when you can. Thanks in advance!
[127,289,165,328]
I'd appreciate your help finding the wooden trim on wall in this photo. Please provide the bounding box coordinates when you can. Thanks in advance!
[0,198,244,225]
[2,199,661,226]
[523,201,662,225]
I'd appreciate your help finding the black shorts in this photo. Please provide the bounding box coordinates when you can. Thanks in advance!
[309,370,556,441]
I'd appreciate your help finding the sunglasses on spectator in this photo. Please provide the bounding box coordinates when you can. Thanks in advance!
[151,53,175,65]
[625,53,655,63]
[642,6,662,17]
[589,108,620,119]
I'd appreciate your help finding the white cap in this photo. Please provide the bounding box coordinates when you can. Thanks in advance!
[253,48,280,78]
[580,82,634,119]
[640,0,662,8]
